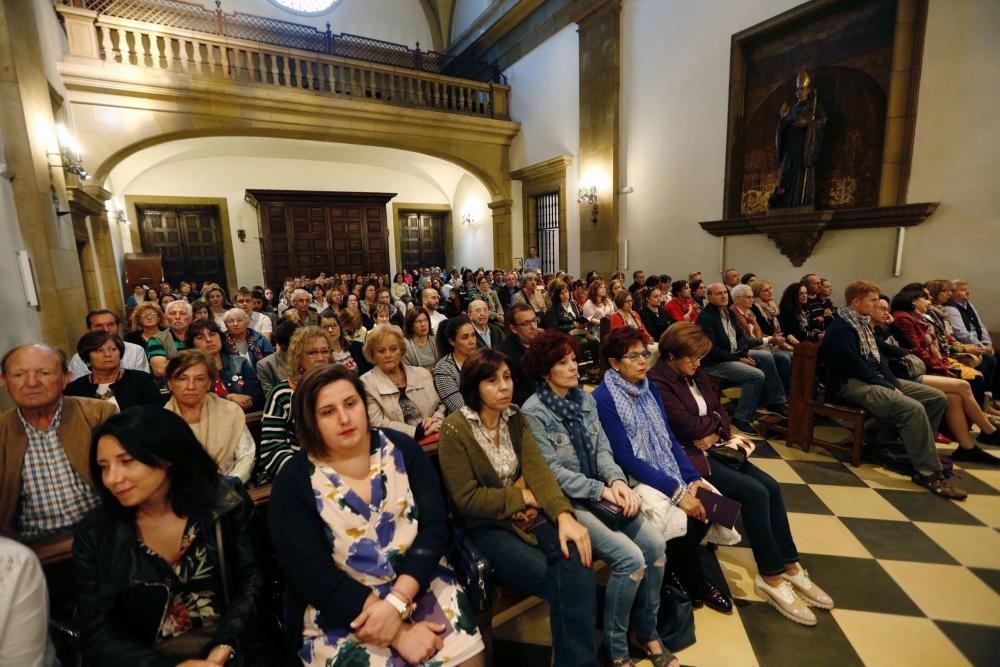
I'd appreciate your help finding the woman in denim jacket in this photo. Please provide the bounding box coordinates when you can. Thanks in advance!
[521,331,676,667]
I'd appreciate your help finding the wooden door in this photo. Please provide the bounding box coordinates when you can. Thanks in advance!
[399,213,444,269]
[137,205,226,292]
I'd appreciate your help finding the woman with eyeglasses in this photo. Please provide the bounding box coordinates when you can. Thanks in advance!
[256,326,333,483]
[649,323,832,625]
[126,302,165,347]
[593,327,733,615]
[608,291,652,344]
[319,309,369,373]
[223,308,273,371]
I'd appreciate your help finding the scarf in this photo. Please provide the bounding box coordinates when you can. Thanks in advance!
[731,305,762,340]
[838,306,880,362]
[536,385,596,478]
[165,392,245,473]
[602,369,684,488]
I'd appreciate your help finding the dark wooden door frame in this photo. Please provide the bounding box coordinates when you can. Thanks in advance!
[390,202,453,273]
[135,202,229,293]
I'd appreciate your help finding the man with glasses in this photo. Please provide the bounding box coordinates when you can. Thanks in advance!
[697,283,788,437]
[233,287,273,342]
[67,310,150,380]
[499,303,542,406]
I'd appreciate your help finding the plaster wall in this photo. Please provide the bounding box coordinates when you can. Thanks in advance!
[619,0,1000,327]
[451,0,492,43]
[0,136,42,352]
[451,172,495,269]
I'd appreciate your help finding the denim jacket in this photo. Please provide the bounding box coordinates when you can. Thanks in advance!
[521,388,627,502]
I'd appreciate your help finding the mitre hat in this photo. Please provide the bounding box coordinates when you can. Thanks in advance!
[795,70,812,89]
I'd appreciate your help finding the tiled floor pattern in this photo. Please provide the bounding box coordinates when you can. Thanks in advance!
[492,429,1000,666]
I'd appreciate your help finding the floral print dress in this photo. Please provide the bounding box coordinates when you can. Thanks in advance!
[301,430,483,667]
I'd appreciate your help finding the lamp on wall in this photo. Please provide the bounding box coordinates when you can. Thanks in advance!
[53,124,88,179]
[462,211,476,225]
[577,185,598,224]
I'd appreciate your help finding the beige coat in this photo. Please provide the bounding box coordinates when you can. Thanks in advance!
[361,365,445,437]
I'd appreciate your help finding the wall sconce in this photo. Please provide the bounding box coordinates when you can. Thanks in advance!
[577,185,598,224]
[117,211,130,225]
[53,124,88,180]
[237,229,247,242]
[17,250,40,309]
[462,212,476,225]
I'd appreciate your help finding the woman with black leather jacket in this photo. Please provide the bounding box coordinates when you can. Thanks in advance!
[73,406,264,667]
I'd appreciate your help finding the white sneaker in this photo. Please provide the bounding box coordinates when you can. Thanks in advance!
[754,574,817,626]
[782,568,834,610]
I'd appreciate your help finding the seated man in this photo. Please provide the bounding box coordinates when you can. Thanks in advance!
[257,319,298,395]
[468,299,505,349]
[823,280,964,499]
[498,303,541,406]
[68,309,150,380]
[422,287,447,334]
[697,282,788,436]
[944,280,998,403]
[0,344,117,540]
[147,300,193,378]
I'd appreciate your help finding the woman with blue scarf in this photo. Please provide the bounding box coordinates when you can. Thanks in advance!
[522,331,676,667]
[594,327,733,614]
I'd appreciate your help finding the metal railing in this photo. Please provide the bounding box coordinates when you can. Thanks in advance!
[66,0,506,83]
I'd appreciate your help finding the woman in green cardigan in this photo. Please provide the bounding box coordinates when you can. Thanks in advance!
[439,348,599,667]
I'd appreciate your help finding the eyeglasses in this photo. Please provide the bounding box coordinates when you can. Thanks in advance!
[514,317,539,327]
[140,312,159,319]
[620,350,652,362]
[323,323,340,330]
[224,319,246,325]
[306,349,331,358]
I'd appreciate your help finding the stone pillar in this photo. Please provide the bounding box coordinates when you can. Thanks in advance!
[577,0,621,276]
[489,197,513,268]
[880,0,922,206]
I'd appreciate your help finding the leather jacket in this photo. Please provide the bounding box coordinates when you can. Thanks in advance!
[72,478,262,667]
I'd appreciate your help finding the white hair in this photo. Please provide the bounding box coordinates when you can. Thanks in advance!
[731,284,754,299]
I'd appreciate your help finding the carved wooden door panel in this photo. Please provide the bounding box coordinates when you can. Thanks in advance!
[138,205,225,292]
[290,204,332,278]
[399,213,444,269]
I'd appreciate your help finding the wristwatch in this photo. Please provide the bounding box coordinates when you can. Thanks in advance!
[384,591,415,620]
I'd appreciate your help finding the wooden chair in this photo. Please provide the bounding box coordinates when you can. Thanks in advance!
[787,342,869,467]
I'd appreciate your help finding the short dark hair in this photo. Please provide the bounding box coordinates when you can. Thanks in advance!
[292,364,367,457]
[601,326,647,364]
[185,318,229,353]
[890,282,928,313]
[632,270,644,280]
[670,279,688,297]
[165,349,219,383]
[89,406,220,521]
[274,318,301,350]
[740,272,756,285]
[86,309,119,328]
[77,331,125,365]
[436,314,472,357]
[505,303,535,332]
[522,330,577,380]
[404,306,431,338]
[689,279,704,293]
[459,348,510,412]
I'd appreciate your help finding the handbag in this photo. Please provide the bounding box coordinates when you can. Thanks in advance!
[657,581,696,651]
[900,353,927,378]
[577,498,632,531]
[706,444,747,470]
[449,528,494,615]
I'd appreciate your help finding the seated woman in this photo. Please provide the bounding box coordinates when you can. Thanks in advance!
[593,327,732,614]
[778,283,819,343]
[730,284,793,390]
[186,319,264,412]
[257,326,333,483]
[341,304,370,343]
[269,365,484,667]
[521,332,675,667]
[164,351,255,483]
[665,280,697,324]
[751,279,799,345]
[361,325,445,440]
[925,280,988,383]
[223,308,273,370]
[433,315,479,415]
[319,309,369,373]
[472,275,505,323]
[649,323,832,626]
[204,286,232,331]
[191,300,211,323]
[438,349,598,667]
[582,279,615,331]
[548,279,601,369]
[402,307,440,371]
[65,331,161,410]
[74,406,263,666]
[889,286,1000,459]
[639,287,672,343]
[125,302,164,347]
[608,291,652,343]
[689,280,707,313]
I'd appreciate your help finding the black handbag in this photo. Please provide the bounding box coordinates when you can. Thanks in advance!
[577,498,633,531]
[449,528,494,616]
[707,444,747,470]
[658,581,696,651]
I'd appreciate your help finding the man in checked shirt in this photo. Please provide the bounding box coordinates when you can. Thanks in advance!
[0,344,116,541]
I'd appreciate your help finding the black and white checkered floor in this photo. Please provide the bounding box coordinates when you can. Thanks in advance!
[492,420,1000,667]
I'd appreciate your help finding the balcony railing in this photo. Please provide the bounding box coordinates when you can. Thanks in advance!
[58,2,510,120]
[64,0,506,83]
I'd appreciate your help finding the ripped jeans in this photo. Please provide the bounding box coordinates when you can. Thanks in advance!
[575,509,666,659]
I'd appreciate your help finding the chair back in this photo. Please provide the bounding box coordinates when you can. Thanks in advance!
[788,342,821,445]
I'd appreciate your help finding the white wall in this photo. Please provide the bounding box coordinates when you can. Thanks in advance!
[505,24,581,274]
[451,0,492,43]
[207,0,433,48]
[451,172,494,268]
[123,156,452,286]
[620,0,1000,329]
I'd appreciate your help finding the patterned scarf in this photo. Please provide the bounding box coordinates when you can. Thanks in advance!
[838,306,880,362]
[536,385,596,478]
[602,369,684,488]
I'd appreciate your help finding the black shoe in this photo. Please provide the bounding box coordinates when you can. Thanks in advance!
[955,442,1000,465]
[731,419,764,441]
[697,581,733,614]
[666,572,701,608]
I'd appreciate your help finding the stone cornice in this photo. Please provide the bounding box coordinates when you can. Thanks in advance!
[509,155,573,182]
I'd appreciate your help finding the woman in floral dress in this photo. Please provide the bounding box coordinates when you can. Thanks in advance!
[270,364,484,667]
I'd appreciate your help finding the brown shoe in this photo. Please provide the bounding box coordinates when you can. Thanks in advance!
[912,472,968,500]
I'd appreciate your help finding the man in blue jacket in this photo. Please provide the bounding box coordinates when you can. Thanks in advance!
[821,280,965,499]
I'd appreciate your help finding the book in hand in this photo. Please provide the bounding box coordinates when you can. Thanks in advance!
[412,593,454,639]
[694,487,741,530]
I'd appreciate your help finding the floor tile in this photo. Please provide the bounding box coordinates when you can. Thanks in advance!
[767,439,839,462]
[786,513,872,558]
[841,518,958,564]
[879,560,1000,626]
[970,567,1000,597]
[787,460,868,487]
[949,469,1000,496]
[848,462,923,491]
[746,457,803,484]
[876,489,984,525]
[794,553,922,616]
[915,522,1000,569]
[932,621,1000,667]
[778,483,833,515]
[715,546,761,602]
[737,599,863,667]
[832,610,972,667]
[962,468,1000,493]
[673,602,759,667]
[748,438,780,459]
[810,484,909,520]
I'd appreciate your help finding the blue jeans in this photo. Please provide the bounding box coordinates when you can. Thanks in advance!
[706,458,798,576]
[470,523,598,667]
[769,348,793,392]
[575,509,665,659]
[706,349,787,423]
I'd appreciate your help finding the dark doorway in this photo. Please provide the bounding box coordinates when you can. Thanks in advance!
[399,212,445,270]
[137,204,227,293]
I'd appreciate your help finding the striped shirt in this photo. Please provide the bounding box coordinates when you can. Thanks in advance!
[257,381,297,483]
[433,354,464,415]
[16,401,99,541]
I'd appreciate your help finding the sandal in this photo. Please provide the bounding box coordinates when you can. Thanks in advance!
[627,632,677,667]
[912,472,968,500]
